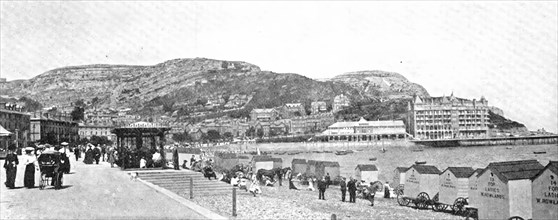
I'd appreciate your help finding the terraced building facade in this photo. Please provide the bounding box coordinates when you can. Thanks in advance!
[408,94,489,140]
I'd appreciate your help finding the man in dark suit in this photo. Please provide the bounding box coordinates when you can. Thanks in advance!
[348,177,357,203]
[339,177,347,202]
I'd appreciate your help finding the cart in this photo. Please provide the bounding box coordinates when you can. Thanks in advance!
[433,167,475,215]
[396,164,441,209]
[38,150,63,190]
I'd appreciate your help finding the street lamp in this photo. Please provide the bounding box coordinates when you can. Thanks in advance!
[15,129,19,151]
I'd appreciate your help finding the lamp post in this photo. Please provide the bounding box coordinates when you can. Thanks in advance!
[15,129,19,151]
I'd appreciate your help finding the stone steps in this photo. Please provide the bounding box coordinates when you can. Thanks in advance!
[138,170,233,195]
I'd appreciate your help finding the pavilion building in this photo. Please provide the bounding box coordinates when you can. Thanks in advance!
[316,117,408,142]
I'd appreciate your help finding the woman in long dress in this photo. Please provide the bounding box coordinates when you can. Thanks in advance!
[23,147,39,188]
[3,148,18,189]
[108,147,116,168]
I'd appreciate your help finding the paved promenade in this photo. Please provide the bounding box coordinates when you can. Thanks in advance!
[0,153,206,219]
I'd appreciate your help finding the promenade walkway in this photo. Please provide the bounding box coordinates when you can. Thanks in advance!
[0,153,206,219]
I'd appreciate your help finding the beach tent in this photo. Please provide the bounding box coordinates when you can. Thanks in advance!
[270,157,283,169]
[438,167,475,206]
[322,161,340,179]
[306,160,318,176]
[467,168,484,207]
[253,156,277,171]
[392,167,409,189]
[531,161,558,220]
[404,164,441,199]
[355,164,379,183]
[291,158,307,175]
[313,161,340,179]
[476,160,544,220]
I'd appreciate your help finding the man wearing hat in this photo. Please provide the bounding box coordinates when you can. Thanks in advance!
[23,147,39,188]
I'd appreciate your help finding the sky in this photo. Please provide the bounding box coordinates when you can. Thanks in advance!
[1,1,557,132]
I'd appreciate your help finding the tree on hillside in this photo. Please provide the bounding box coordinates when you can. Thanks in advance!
[71,106,85,121]
[257,129,265,139]
[223,132,233,141]
[91,97,100,105]
[222,94,230,103]
[246,127,256,138]
[206,130,221,142]
[196,98,208,106]
[74,99,85,108]
[172,131,192,143]
[19,96,43,112]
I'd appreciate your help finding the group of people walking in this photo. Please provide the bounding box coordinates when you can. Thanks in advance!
[3,146,68,189]
[289,174,392,206]
[76,144,118,167]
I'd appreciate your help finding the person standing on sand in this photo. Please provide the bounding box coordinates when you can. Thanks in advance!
[325,173,331,188]
[384,181,391,198]
[348,177,357,203]
[367,182,376,206]
[307,177,315,191]
[340,177,347,202]
[318,176,327,200]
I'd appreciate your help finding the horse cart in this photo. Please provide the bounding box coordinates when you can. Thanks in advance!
[396,164,441,209]
[38,150,64,190]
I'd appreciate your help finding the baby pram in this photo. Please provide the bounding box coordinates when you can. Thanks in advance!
[38,150,63,190]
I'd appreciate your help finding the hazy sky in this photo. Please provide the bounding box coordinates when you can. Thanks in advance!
[1,1,557,132]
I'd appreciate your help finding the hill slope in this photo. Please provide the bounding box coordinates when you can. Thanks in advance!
[0,58,428,118]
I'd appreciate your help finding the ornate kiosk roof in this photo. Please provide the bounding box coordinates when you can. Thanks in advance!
[112,121,171,137]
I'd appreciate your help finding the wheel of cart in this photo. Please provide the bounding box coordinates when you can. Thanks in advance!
[507,216,524,220]
[396,193,411,206]
[394,184,404,196]
[451,197,468,215]
[39,171,48,190]
[432,202,449,212]
[414,192,437,209]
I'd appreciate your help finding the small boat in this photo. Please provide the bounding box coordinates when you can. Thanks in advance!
[533,151,546,154]
[335,150,354,155]
[415,161,427,165]
[411,149,423,152]
[506,147,513,149]
[369,157,377,161]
